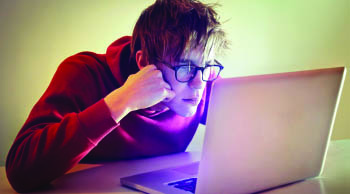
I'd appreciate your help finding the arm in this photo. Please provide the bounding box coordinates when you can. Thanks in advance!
[5,57,120,192]
[6,57,174,192]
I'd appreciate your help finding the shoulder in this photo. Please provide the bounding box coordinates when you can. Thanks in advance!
[53,51,114,84]
[58,52,107,73]
[48,52,112,94]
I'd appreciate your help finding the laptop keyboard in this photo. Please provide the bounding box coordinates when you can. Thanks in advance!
[167,178,197,193]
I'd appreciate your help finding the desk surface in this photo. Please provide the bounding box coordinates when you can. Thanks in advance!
[1,139,349,194]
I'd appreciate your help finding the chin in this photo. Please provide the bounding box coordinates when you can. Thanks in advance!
[165,100,198,117]
[173,106,197,117]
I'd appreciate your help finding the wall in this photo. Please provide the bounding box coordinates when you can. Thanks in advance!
[0,0,349,166]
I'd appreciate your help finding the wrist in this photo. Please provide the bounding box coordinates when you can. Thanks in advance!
[104,88,133,122]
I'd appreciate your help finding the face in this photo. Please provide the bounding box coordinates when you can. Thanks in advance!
[158,47,215,117]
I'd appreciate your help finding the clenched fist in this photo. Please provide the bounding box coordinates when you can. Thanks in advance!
[104,64,176,122]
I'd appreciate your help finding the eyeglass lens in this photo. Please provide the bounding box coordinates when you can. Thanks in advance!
[176,65,221,82]
[203,66,221,81]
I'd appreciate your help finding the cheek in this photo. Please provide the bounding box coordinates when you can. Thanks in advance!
[165,82,188,107]
[161,68,205,100]
[163,72,186,96]
[170,81,188,98]
[162,68,177,87]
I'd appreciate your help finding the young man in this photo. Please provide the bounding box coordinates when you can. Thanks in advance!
[6,0,228,192]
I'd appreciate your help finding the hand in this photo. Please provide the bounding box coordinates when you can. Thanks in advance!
[105,65,175,120]
[145,102,169,113]
[120,64,176,110]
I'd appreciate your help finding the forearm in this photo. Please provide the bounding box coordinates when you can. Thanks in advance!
[104,87,133,123]
[6,116,92,192]
[6,100,118,192]
[103,65,175,121]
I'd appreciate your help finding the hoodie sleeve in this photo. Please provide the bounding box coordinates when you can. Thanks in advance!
[5,54,119,193]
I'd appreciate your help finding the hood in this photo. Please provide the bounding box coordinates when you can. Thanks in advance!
[106,36,139,86]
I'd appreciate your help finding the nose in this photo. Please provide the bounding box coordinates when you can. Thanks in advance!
[189,70,205,89]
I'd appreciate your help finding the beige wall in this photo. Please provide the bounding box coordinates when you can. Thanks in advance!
[0,0,349,166]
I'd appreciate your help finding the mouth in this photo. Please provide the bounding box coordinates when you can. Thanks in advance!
[182,98,201,106]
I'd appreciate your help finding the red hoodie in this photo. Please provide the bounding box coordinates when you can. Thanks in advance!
[6,36,210,192]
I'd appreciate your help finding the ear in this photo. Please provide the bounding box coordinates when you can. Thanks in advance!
[135,50,147,69]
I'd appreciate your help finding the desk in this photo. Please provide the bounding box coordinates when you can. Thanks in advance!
[0,140,349,194]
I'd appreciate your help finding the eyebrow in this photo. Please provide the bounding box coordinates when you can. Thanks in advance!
[178,59,193,63]
[178,59,208,67]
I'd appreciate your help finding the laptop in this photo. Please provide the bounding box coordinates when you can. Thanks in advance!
[120,66,347,194]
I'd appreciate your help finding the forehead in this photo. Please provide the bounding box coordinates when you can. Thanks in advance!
[180,45,216,64]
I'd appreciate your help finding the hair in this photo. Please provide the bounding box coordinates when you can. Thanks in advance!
[131,0,229,65]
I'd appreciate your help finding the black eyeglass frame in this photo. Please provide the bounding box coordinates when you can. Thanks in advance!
[158,59,224,83]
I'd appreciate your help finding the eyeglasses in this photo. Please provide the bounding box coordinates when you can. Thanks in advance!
[158,59,224,83]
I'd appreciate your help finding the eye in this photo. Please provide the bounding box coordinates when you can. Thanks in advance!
[205,60,215,66]
[178,62,190,66]
[178,65,196,73]
[177,59,192,66]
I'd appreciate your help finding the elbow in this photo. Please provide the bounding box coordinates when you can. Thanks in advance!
[6,158,52,193]
[6,167,50,193]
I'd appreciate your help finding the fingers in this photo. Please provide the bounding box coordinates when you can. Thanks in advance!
[159,77,175,102]
[149,102,169,112]
[139,64,163,80]
[140,64,157,73]
[123,63,176,109]
[136,64,156,77]
[148,65,175,102]
[163,88,176,102]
